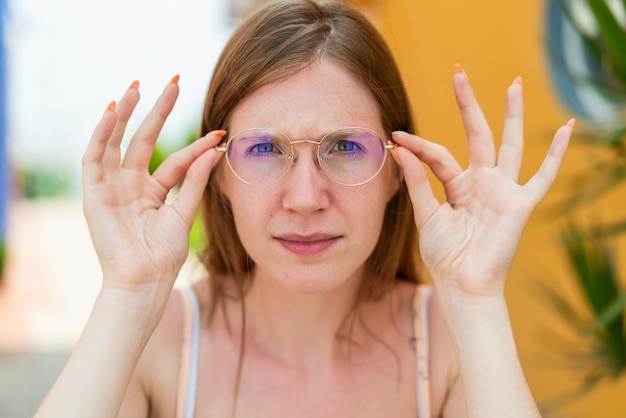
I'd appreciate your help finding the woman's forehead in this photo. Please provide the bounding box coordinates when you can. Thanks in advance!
[228,59,383,136]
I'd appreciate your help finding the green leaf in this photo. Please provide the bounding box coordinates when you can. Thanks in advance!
[583,291,626,335]
[536,281,589,332]
[561,222,626,373]
[586,219,626,239]
[561,222,620,318]
[587,0,626,82]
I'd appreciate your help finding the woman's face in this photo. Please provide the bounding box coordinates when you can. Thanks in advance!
[220,59,399,294]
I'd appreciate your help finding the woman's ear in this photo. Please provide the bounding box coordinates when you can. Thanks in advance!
[385,161,403,202]
[213,159,230,200]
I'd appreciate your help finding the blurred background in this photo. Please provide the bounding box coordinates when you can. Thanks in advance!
[1,0,625,417]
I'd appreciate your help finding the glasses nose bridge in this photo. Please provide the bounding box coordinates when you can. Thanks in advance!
[288,138,323,169]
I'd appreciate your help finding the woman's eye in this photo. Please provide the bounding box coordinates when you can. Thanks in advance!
[335,140,356,152]
[329,139,364,154]
[252,143,276,153]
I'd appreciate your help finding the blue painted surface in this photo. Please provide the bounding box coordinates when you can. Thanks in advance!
[0,0,6,275]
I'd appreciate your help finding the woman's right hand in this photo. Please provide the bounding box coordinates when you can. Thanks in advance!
[82,77,225,301]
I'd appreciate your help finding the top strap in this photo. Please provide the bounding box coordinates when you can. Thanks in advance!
[176,286,201,418]
[413,284,433,418]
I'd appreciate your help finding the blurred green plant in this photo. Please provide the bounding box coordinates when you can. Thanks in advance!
[0,241,5,283]
[539,221,625,411]
[549,0,626,114]
[541,0,626,408]
[18,166,72,199]
[557,0,626,207]
[149,128,208,253]
[546,0,626,208]
[566,1,626,90]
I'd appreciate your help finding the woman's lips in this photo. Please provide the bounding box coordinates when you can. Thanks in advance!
[274,233,341,257]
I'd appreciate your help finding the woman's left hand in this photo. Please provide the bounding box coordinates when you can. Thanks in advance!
[391,67,573,299]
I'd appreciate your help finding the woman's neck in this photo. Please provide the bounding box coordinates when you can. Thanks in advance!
[240,267,369,372]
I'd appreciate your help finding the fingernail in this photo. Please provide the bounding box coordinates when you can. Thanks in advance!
[567,118,576,129]
[454,63,469,81]
[205,130,227,146]
[513,76,522,86]
[169,74,180,85]
[213,130,228,152]
[208,130,228,142]
[128,80,140,89]
[106,101,116,111]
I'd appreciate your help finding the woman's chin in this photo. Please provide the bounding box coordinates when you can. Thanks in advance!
[256,265,362,296]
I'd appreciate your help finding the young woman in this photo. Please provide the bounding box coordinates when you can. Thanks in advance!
[35,1,573,417]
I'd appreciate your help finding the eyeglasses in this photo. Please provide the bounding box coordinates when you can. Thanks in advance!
[215,127,396,187]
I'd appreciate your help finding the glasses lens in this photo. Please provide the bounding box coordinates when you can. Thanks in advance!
[319,128,386,185]
[226,129,292,186]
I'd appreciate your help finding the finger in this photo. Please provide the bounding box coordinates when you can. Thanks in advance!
[122,75,180,170]
[524,119,574,206]
[453,65,496,168]
[171,147,225,229]
[102,81,141,170]
[390,146,441,229]
[392,131,463,185]
[152,130,227,191]
[497,77,524,181]
[82,101,118,185]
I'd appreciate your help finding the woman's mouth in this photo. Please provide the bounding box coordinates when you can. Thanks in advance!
[274,233,342,257]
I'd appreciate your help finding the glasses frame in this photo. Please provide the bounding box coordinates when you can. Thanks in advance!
[215,127,397,187]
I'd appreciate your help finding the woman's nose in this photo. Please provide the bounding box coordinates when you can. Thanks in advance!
[280,149,330,216]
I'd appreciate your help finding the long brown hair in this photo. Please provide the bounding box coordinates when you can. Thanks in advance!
[198,0,420,321]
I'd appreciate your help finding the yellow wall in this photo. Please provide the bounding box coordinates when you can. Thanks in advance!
[358,0,626,416]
